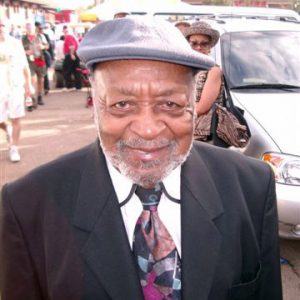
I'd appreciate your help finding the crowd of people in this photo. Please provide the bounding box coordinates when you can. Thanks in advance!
[0,13,232,164]
[0,17,84,162]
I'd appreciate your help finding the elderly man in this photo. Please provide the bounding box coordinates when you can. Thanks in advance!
[0,18,282,300]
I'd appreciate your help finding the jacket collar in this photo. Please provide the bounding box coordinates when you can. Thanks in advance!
[72,141,143,299]
[72,141,224,299]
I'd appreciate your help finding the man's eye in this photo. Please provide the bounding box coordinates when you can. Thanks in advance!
[108,100,136,116]
[159,101,182,110]
[112,101,131,109]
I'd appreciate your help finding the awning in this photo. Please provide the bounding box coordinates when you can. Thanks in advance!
[79,9,98,22]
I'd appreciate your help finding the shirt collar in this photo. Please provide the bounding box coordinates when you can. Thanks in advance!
[106,158,181,204]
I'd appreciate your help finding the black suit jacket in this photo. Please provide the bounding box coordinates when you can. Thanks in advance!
[0,141,282,300]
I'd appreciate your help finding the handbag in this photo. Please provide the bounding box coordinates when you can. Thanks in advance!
[214,103,250,148]
[213,79,251,148]
[194,109,213,141]
[194,78,251,148]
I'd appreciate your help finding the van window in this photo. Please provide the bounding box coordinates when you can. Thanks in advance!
[221,31,300,88]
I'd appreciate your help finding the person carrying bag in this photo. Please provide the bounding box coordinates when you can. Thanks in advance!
[183,21,251,148]
[194,77,251,148]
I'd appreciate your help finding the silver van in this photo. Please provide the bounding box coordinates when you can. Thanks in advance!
[130,4,300,22]
[208,19,300,239]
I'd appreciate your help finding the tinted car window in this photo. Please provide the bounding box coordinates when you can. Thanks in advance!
[221,31,300,88]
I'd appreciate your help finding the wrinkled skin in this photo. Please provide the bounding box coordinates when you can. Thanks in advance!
[91,59,196,188]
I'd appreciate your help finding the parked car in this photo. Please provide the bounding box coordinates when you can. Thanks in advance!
[130,4,300,22]
[188,5,300,22]
[204,19,300,239]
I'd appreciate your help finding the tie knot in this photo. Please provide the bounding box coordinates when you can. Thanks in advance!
[135,183,163,211]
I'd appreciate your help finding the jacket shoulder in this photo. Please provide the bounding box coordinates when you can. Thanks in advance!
[3,143,95,197]
[191,141,271,177]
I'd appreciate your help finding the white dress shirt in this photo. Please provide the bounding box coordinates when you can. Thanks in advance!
[106,159,182,257]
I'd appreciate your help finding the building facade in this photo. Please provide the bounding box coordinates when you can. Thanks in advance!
[0,0,56,26]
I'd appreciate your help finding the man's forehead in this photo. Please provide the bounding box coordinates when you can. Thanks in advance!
[92,60,196,95]
[92,60,196,101]
[94,59,195,74]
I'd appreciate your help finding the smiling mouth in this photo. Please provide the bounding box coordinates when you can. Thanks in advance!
[135,145,167,152]
[127,145,170,162]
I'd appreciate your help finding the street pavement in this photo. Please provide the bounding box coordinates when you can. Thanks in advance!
[0,88,299,299]
[0,88,96,184]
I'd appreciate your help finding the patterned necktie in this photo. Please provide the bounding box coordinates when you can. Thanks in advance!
[133,183,181,300]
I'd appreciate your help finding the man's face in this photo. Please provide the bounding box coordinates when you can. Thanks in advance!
[26,23,34,35]
[91,60,195,188]
[36,25,42,34]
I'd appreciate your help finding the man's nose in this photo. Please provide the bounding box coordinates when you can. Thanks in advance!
[129,107,166,139]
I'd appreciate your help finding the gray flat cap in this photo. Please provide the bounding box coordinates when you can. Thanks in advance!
[77,17,214,70]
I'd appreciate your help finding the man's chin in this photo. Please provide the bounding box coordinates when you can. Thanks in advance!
[120,165,166,187]
[101,138,192,186]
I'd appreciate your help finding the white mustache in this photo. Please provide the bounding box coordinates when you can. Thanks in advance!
[117,138,176,149]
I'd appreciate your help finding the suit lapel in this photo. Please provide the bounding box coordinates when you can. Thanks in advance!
[181,145,224,300]
[72,141,224,299]
[72,141,143,300]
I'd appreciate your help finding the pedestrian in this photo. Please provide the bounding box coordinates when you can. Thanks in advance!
[0,17,32,162]
[9,23,21,40]
[54,35,65,61]
[184,21,224,144]
[62,25,81,90]
[42,22,55,52]
[0,17,282,299]
[35,22,54,95]
[22,22,49,108]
